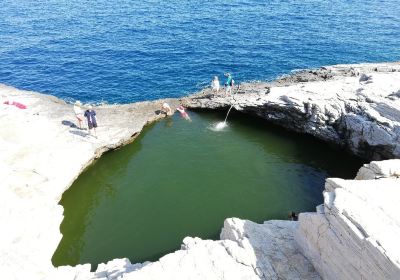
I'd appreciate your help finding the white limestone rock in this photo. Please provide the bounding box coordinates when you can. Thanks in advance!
[356,159,400,179]
[103,218,320,280]
[0,84,180,280]
[296,159,400,280]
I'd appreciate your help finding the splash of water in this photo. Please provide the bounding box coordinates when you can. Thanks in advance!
[215,122,227,130]
[212,104,234,130]
[208,121,228,131]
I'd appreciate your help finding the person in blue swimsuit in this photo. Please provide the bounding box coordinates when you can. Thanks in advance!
[84,105,98,137]
[224,73,234,95]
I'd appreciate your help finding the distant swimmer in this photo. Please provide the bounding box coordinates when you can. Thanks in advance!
[161,102,172,116]
[177,105,191,121]
[211,76,220,95]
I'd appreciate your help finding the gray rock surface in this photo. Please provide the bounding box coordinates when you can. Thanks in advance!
[295,159,400,280]
[182,62,400,160]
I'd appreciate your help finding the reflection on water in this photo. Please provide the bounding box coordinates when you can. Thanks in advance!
[52,110,364,268]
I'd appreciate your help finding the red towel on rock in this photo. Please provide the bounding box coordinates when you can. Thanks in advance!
[3,101,27,109]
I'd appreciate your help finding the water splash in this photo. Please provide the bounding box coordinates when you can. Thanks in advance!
[208,121,229,131]
[215,122,227,130]
[210,104,235,131]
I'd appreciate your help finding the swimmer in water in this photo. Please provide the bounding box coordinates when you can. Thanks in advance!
[177,105,191,121]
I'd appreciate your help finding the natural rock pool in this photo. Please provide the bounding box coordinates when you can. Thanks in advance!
[52,110,363,268]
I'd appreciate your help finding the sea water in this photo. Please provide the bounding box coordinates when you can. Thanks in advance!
[0,0,399,103]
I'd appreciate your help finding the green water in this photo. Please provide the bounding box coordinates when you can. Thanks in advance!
[52,110,363,268]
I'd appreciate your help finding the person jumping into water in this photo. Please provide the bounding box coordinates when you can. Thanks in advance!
[224,73,234,95]
[176,105,191,121]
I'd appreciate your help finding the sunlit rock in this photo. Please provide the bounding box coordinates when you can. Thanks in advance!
[296,159,400,280]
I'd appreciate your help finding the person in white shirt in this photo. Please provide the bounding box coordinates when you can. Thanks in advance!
[211,76,220,95]
[73,101,84,129]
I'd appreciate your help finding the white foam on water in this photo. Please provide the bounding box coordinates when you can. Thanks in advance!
[209,121,228,132]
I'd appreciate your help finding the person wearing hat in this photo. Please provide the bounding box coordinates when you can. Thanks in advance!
[84,105,98,136]
[73,101,84,129]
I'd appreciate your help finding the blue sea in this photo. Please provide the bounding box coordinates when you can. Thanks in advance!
[0,0,399,104]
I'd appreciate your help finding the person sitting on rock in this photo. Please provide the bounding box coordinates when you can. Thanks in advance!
[73,101,85,129]
[211,76,220,95]
[161,102,172,116]
[84,105,98,137]
[288,211,298,221]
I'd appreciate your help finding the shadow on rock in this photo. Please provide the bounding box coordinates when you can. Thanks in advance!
[62,120,79,129]
[69,129,88,137]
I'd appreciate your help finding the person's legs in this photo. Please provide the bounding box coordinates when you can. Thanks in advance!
[76,116,81,129]
[87,122,93,135]
[92,122,98,137]
[226,85,231,95]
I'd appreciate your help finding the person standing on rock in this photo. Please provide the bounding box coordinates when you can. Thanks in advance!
[84,105,98,137]
[224,73,234,95]
[73,101,85,129]
[211,76,220,95]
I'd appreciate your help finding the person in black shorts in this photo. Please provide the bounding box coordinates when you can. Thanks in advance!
[84,105,98,137]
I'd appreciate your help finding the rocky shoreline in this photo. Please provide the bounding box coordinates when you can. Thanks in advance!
[182,62,400,160]
[1,62,399,279]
